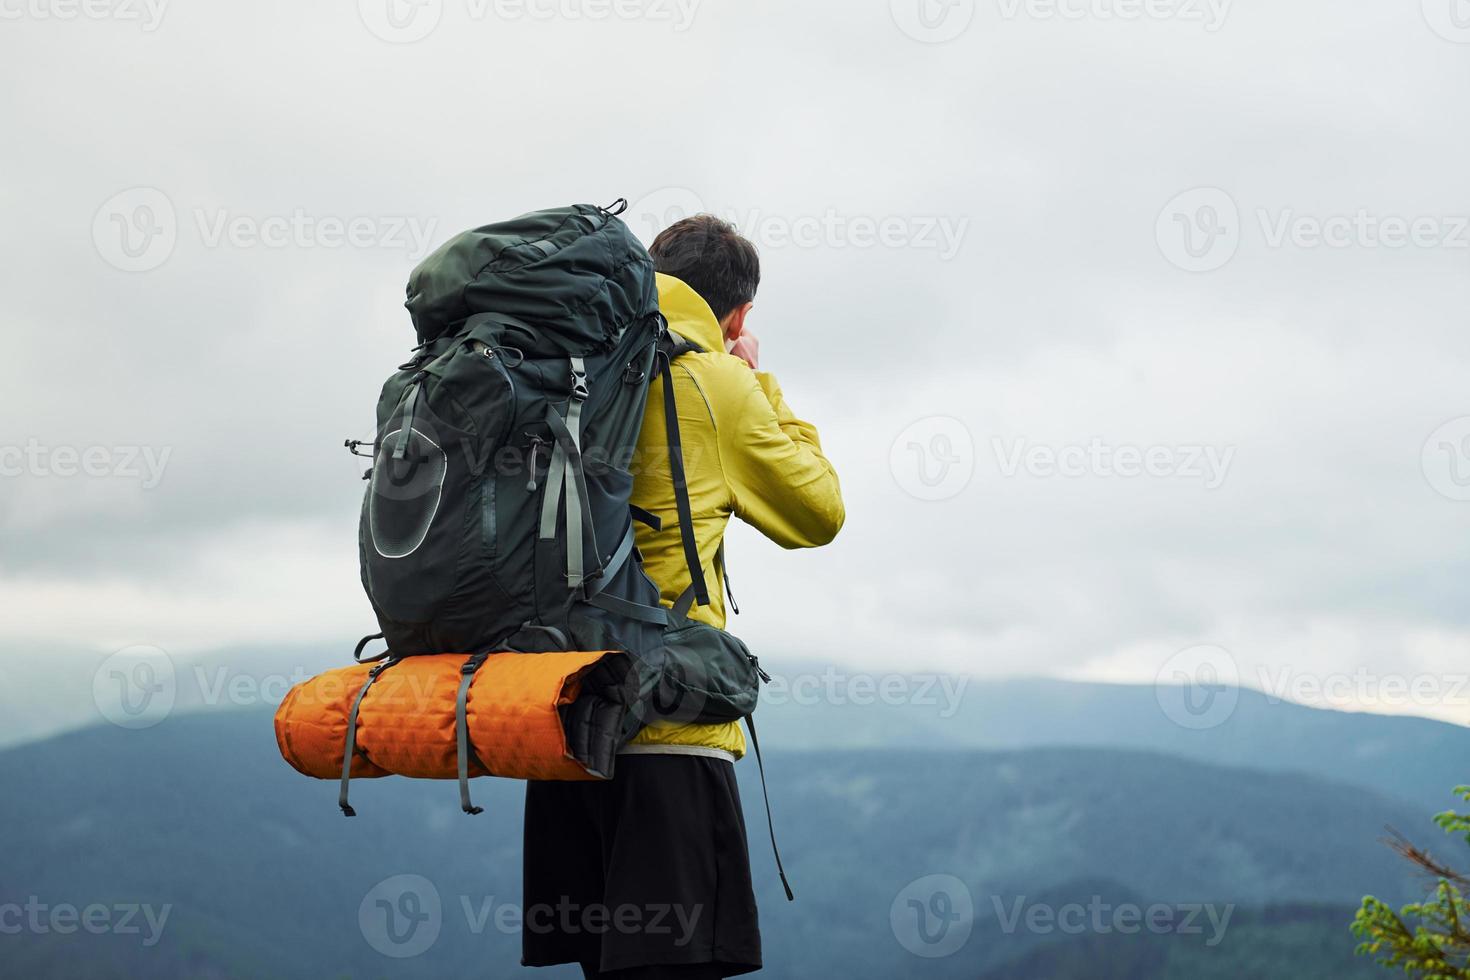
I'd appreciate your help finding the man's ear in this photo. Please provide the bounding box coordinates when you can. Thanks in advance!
[721,302,754,343]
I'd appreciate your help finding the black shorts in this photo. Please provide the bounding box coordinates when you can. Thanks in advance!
[521,753,762,976]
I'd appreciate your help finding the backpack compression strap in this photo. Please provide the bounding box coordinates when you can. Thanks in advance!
[339,657,398,817]
[455,652,492,815]
[539,357,601,589]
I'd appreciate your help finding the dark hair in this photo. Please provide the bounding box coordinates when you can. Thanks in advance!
[648,214,760,322]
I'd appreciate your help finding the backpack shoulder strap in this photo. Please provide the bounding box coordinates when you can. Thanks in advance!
[658,341,710,609]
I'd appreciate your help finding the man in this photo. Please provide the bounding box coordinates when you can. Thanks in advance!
[522,215,845,979]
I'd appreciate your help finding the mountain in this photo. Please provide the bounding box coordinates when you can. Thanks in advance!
[754,672,1470,812]
[0,709,1433,979]
[0,644,344,750]
[977,901,1379,980]
[6,647,1467,817]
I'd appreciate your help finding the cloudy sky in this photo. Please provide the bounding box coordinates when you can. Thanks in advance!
[3,0,1470,728]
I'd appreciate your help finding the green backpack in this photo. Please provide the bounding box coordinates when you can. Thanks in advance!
[346,201,761,769]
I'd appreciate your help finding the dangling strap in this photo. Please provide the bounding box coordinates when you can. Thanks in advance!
[660,352,709,607]
[339,658,397,817]
[745,712,794,902]
[456,652,492,815]
[716,542,739,616]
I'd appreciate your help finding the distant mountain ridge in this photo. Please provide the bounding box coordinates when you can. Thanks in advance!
[0,709,1432,979]
[754,671,1470,812]
[5,647,1468,816]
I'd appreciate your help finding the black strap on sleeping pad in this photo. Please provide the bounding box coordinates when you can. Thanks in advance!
[660,350,709,608]
[456,652,493,815]
[339,657,398,817]
[745,712,794,902]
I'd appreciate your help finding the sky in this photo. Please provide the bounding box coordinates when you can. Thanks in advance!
[3,0,1470,727]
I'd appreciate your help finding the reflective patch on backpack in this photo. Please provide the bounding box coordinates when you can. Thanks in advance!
[369,426,447,559]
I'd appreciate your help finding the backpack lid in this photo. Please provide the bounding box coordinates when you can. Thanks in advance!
[405,203,658,357]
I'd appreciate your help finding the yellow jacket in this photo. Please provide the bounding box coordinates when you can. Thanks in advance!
[627,274,846,757]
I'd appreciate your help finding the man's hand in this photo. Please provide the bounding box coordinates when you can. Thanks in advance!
[726,329,759,370]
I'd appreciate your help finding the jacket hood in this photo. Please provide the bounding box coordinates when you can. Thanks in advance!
[655,273,725,353]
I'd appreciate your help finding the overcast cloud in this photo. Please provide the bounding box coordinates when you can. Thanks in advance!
[3,0,1470,726]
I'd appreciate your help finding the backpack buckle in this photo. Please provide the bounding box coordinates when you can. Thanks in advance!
[570,365,589,401]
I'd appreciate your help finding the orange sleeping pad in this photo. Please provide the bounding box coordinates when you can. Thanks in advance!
[275,651,636,814]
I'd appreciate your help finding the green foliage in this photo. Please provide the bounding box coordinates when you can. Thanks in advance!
[1436,787,1470,845]
[1354,787,1470,979]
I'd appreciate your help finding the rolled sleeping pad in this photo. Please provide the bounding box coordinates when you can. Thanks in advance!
[274,651,636,783]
